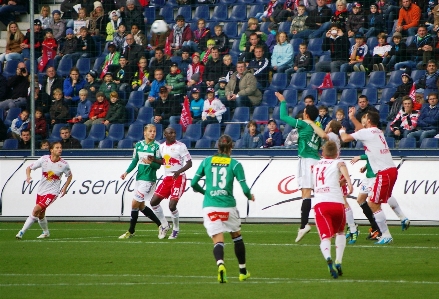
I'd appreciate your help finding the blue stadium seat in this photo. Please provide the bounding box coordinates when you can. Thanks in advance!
[25,59,37,73]
[164,0,177,6]
[420,138,439,149]
[125,107,135,127]
[47,123,67,142]
[332,104,349,119]
[4,107,22,126]
[398,137,416,149]
[228,5,246,22]
[386,70,405,88]
[76,58,91,76]
[361,88,378,105]
[70,123,87,141]
[380,87,397,104]
[0,108,3,121]
[290,38,304,54]
[234,139,243,148]
[339,89,358,106]
[98,139,114,149]
[118,139,134,149]
[278,21,291,33]
[366,71,386,89]
[81,139,95,148]
[224,123,242,141]
[331,72,347,89]
[133,106,153,126]
[300,89,318,103]
[385,137,395,149]
[221,0,237,3]
[238,23,248,36]
[92,56,106,72]
[230,107,250,123]
[269,73,288,91]
[150,0,166,6]
[248,4,264,18]
[282,124,293,140]
[288,72,307,90]
[170,56,182,64]
[291,102,305,118]
[261,90,278,108]
[308,72,326,89]
[126,91,145,109]
[169,123,182,140]
[223,22,238,40]
[57,57,73,78]
[272,106,286,126]
[183,123,202,143]
[2,139,18,150]
[193,5,210,21]
[125,123,144,141]
[252,106,269,124]
[2,59,20,78]
[86,124,106,142]
[283,89,298,108]
[159,6,174,23]
[210,5,228,22]
[307,38,324,57]
[238,0,254,3]
[405,35,415,46]
[366,37,378,55]
[195,139,213,148]
[177,6,192,22]
[378,104,390,124]
[319,89,337,107]
[318,54,331,62]
[105,123,125,141]
[229,40,241,58]
[202,123,221,142]
[410,70,426,83]
[259,21,270,34]
[178,138,191,149]
[355,140,364,149]
[345,72,366,89]
[144,6,156,25]
[155,124,164,140]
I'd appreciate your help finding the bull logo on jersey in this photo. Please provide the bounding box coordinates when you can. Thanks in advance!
[163,154,181,168]
[42,171,60,181]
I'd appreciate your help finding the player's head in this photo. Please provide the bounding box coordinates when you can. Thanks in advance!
[304,105,319,121]
[144,124,157,141]
[366,111,380,127]
[325,120,342,134]
[322,140,338,159]
[164,127,176,143]
[50,141,63,156]
[217,134,233,155]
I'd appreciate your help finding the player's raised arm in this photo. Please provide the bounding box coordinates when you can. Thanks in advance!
[303,119,328,140]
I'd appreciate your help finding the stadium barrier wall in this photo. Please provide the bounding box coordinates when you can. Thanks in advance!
[0,157,438,221]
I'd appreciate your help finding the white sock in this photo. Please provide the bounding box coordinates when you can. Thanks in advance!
[345,206,356,233]
[21,215,38,233]
[152,204,168,227]
[387,196,406,220]
[335,233,346,263]
[38,217,49,234]
[171,209,179,231]
[374,209,392,238]
[320,238,331,260]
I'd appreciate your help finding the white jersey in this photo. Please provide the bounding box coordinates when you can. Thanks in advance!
[29,155,72,196]
[351,127,394,173]
[312,158,345,207]
[159,141,192,177]
[327,132,341,157]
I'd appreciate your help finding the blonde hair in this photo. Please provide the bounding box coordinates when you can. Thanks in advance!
[6,22,24,43]
[53,88,63,95]
[248,18,258,26]
[40,5,51,15]
[223,54,232,61]
[79,89,88,96]
[144,124,156,131]
[322,140,338,158]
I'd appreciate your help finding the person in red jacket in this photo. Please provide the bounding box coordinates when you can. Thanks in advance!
[84,92,109,131]
[38,28,58,73]
[34,108,47,142]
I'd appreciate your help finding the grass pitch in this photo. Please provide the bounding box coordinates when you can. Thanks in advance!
[1,222,438,299]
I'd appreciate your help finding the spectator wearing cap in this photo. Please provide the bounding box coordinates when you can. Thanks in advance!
[365,4,385,39]
[152,86,182,127]
[123,33,145,66]
[179,48,192,77]
[40,67,63,113]
[63,67,86,107]
[263,119,282,148]
[315,23,350,73]
[199,87,227,131]
[0,22,25,64]
[189,88,204,122]
[215,77,228,105]
[89,1,106,40]
[99,72,118,99]
[84,91,110,131]
[346,2,366,38]
[166,63,185,102]
[121,0,143,33]
[49,10,66,42]
[84,70,101,101]
[113,55,136,99]
[100,43,121,78]
[386,73,413,120]
[288,5,310,41]
[184,18,211,54]
[340,33,368,73]
[54,28,78,68]
[168,15,193,56]
[265,23,278,54]
[362,32,392,72]
[0,0,28,27]
[395,25,434,71]
[225,62,262,110]
[21,19,45,61]
[106,10,122,42]
[396,0,421,36]
[384,32,407,71]
[200,39,216,64]
[148,47,172,81]
[146,68,167,107]
[248,45,270,89]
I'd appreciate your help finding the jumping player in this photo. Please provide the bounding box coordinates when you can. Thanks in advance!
[148,127,192,239]
[191,134,254,283]
[119,124,164,239]
[312,141,353,279]
[276,91,322,242]
[16,141,73,239]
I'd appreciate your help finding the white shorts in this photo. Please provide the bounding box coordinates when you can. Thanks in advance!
[203,207,241,237]
[359,177,374,195]
[297,157,319,189]
[133,181,156,202]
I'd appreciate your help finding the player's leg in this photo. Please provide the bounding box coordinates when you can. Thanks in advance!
[151,178,171,238]
[137,181,162,227]
[212,233,227,283]
[17,204,43,239]
[343,199,358,244]
[333,203,346,276]
[387,196,410,231]
[357,190,381,239]
[168,175,186,239]
[230,231,250,281]
[119,199,141,239]
[37,210,50,239]
[296,158,317,242]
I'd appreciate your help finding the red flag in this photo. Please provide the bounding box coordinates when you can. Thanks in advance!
[38,39,57,72]
[317,72,333,94]
[179,95,192,132]
[409,83,422,110]
[164,36,172,57]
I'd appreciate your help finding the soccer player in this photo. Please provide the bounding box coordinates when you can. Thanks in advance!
[148,127,192,239]
[340,109,397,244]
[312,140,353,279]
[191,134,254,283]
[275,91,322,242]
[119,124,164,239]
[16,141,73,239]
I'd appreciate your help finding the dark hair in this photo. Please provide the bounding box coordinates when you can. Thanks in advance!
[218,134,233,153]
[155,47,164,54]
[318,105,328,112]
[50,141,62,150]
[254,45,265,51]
[358,95,368,102]
[60,126,70,133]
[305,105,319,121]
[304,95,315,103]
[247,120,257,128]
[21,128,31,135]
[367,111,380,126]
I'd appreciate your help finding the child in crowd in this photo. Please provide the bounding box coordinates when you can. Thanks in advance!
[34,108,47,141]
[364,32,392,72]
[113,55,135,98]
[49,88,69,125]
[99,72,118,99]
[38,5,52,30]
[165,63,185,102]
[222,54,235,81]
[55,28,77,68]
[84,92,109,130]
[212,25,229,55]
[199,87,227,131]
[8,110,30,139]
[189,87,204,122]
[100,42,120,79]
[341,33,368,73]
[102,91,125,130]
[365,4,384,39]
[69,89,92,123]
[315,105,332,130]
[106,10,122,42]
[387,73,414,121]
[187,18,210,53]
[73,26,97,63]
[263,119,282,148]
[335,108,352,134]
[132,56,150,92]
[131,24,147,47]
[50,10,65,42]
[40,139,49,149]
[38,28,58,73]
[215,77,227,105]
[384,32,407,71]
[288,5,309,40]
[74,8,90,37]
[146,68,166,107]
[242,120,263,148]
[286,43,313,79]
[187,53,204,88]
[201,39,215,64]
[113,23,128,53]
[255,0,281,22]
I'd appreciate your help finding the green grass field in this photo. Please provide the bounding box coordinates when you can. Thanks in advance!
[1,222,438,299]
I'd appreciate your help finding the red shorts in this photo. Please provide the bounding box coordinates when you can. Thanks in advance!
[369,167,398,204]
[314,202,346,240]
[36,194,58,212]
[154,174,187,201]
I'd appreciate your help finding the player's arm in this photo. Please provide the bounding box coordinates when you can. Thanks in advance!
[191,162,206,194]
[147,155,164,165]
[338,161,353,195]
[275,92,299,127]
[173,159,192,177]
[122,148,139,179]
[26,166,33,183]
[302,119,328,140]
[234,162,255,201]
[60,174,73,197]
[348,106,363,132]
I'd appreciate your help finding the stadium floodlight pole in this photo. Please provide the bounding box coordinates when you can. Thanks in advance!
[30,1,35,156]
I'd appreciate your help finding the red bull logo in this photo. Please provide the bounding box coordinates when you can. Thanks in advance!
[163,154,181,168]
[42,171,60,181]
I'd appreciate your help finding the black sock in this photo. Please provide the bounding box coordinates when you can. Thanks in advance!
[300,198,311,229]
[213,242,224,263]
[360,201,380,232]
[233,235,247,274]
[141,206,161,226]
[129,209,139,234]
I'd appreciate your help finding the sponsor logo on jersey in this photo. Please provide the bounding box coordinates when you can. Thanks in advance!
[207,211,230,222]
[211,156,231,167]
